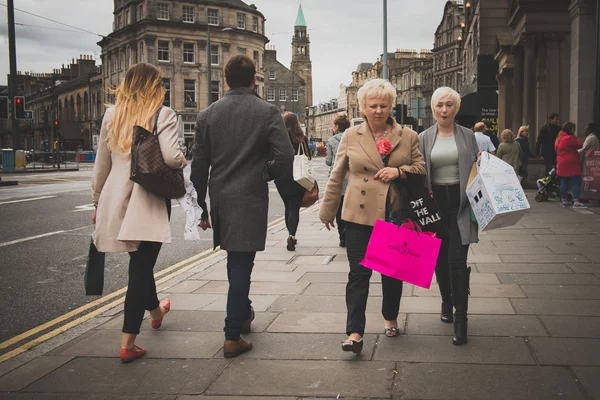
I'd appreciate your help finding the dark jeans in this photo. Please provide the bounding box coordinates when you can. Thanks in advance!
[345,222,403,337]
[560,176,582,201]
[122,200,171,335]
[544,156,556,175]
[224,251,256,340]
[431,185,470,304]
[336,196,346,242]
[282,192,303,236]
[520,164,529,185]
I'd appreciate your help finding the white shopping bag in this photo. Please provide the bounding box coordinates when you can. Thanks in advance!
[293,143,315,190]
[466,152,530,231]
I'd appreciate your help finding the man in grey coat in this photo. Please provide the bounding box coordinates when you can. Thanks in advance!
[191,55,294,358]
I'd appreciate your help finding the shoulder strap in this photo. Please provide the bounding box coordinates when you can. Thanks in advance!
[152,106,163,136]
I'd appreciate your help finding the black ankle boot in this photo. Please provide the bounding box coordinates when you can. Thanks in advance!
[452,267,471,346]
[441,302,453,323]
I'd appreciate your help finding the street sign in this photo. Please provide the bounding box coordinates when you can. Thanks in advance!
[16,110,33,120]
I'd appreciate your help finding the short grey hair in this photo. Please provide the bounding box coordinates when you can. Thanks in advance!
[431,86,461,114]
[358,79,397,112]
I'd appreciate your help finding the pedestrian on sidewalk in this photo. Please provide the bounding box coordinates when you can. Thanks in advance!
[191,55,294,358]
[496,129,522,175]
[419,86,480,346]
[325,112,351,248]
[536,112,561,174]
[473,122,496,154]
[578,123,600,155]
[275,112,311,252]
[320,79,426,354]
[482,119,500,150]
[91,63,187,363]
[555,122,586,209]
[515,125,536,185]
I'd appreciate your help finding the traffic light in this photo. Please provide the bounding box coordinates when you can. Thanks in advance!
[14,96,25,119]
[0,96,8,119]
[53,119,59,129]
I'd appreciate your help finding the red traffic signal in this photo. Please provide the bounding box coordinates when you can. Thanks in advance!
[14,96,26,119]
[54,120,59,128]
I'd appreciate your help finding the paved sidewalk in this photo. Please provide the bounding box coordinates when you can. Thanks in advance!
[1,196,600,399]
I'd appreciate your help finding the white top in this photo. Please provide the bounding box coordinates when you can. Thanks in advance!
[474,131,496,153]
[431,135,460,184]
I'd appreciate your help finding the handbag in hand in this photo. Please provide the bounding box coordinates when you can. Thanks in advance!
[301,180,319,208]
[397,173,446,237]
[293,141,315,190]
[84,239,105,296]
[130,107,186,199]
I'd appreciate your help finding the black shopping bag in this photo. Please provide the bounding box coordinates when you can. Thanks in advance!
[84,239,105,295]
[397,173,446,237]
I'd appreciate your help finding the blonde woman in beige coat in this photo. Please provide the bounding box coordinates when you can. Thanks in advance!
[92,63,187,363]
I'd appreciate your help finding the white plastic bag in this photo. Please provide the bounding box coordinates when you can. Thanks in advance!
[293,143,315,190]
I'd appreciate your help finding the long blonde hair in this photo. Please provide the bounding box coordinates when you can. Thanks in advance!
[107,63,166,155]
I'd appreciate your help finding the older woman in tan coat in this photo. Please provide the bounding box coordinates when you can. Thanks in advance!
[92,63,187,363]
[320,79,426,353]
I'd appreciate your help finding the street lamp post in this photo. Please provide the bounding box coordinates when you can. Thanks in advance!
[594,0,600,124]
[382,0,388,80]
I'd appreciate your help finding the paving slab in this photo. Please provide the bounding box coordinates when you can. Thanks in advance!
[0,356,73,391]
[511,299,600,316]
[475,263,573,273]
[200,294,280,312]
[413,284,525,298]
[405,314,549,337]
[296,263,351,273]
[165,280,209,294]
[472,246,552,255]
[490,240,551,247]
[568,263,600,274]
[550,244,600,254]
[24,358,230,395]
[314,247,347,255]
[180,397,296,400]
[520,285,600,299]
[400,297,515,315]
[499,254,590,263]
[193,280,309,295]
[497,273,600,285]
[466,254,502,263]
[158,294,222,311]
[374,335,535,364]
[267,312,406,334]
[224,333,378,360]
[206,360,395,398]
[394,363,587,400]
[0,395,175,400]
[572,367,600,400]
[530,338,600,366]
[540,316,600,338]
[298,272,381,283]
[301,282,405,296]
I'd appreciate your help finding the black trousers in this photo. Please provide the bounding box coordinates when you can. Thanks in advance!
[431,185,470,304]
[336,196,346,241]
[544,156,556,175]
[122,200,171,335]
[345,222,403,337]
[224,251,256,340]
[282,192,304,236]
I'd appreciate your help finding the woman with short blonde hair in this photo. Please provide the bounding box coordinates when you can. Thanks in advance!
[496,129,522,174]
[92,63,187,362]
[320,78,425,353]
[515,126,535,184]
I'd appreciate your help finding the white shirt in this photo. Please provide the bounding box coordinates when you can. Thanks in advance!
[474,131,496,153]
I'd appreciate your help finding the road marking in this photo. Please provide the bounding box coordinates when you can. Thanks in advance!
[0,203,320,362]
[0,196,56,205]
[0,226,92,248]
[72,204,96,212]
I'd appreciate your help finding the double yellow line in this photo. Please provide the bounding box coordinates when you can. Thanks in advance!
[0,203,317,364]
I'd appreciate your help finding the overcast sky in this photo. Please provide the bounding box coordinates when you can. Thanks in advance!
[0,0,448,104]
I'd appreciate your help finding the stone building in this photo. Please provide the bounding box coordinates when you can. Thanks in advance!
[307,99,339,141]
[432,0,464,91]
[346,63,373,120]
[98,0,269,147]
[290,4,313,107]
[495,0,598,144]
[263,46,306,124]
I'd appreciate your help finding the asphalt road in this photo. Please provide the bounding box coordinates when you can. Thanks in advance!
[0,158,331,344]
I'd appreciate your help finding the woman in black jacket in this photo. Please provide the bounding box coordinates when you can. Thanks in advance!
[515,125,535,184]
[275,112,311,251]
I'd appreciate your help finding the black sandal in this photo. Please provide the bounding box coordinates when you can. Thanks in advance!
[342,338,363,354]
[384,327,400,337]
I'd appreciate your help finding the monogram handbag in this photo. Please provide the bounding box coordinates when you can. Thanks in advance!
[301,180,319,208]
[130,107,186,199]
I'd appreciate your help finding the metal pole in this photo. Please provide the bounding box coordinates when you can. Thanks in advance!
[382,0,388,80]
[594,0,600,124]
[7,0,19,150]
[207,24,212,107]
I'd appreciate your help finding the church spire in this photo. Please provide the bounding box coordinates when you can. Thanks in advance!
[295,4,307,27]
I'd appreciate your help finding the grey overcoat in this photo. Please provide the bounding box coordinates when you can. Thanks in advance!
[419,123,479,245]
[191,88,294,252]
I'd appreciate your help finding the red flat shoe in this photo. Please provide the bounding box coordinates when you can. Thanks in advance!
[120,345,146,363]
[151,298,171,329]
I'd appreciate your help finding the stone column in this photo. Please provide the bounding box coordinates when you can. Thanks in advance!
[545,34,562,117]
[522,35,537,149]
[499,68,514,133]
[536,37,548,136]
[512,47,524,133]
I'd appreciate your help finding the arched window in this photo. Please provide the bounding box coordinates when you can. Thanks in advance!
[70,96,75,120]
[83,92,89,121]
[77,94,82,121]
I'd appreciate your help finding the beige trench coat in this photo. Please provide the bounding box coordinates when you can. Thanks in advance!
[92,106,187,252]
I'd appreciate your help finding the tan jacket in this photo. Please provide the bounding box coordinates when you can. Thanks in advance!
[92,106,187,252]
[319,122,426,226]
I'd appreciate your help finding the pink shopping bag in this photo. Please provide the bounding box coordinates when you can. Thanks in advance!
[360,219,442,289]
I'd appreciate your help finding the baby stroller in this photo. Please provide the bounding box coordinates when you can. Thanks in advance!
[535,168,572,202]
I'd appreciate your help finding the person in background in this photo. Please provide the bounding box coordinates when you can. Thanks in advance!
[555,122,586,209]
[496,129,522,175]
[320,79,425,353]
[92,63,187,363]
[482,119,500,149]
[191,55,294,358]
[579,123,600,155]
[537,112,561,174]
[473,122,496,154]
[325,113,351,247]
[515,125,536,184]
[419,86,480,346]
[275,112,311,252]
